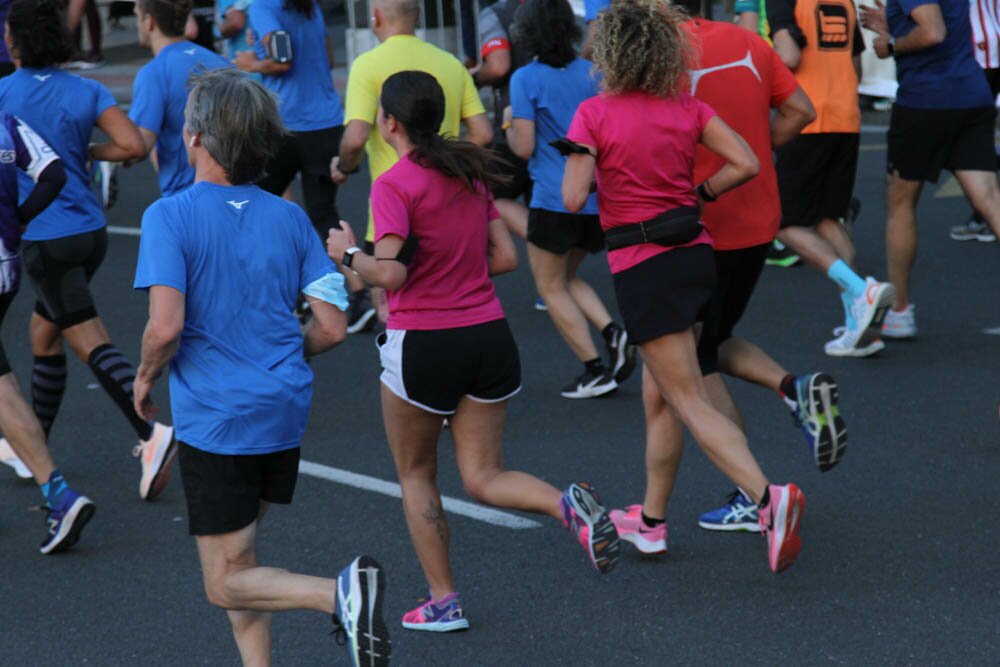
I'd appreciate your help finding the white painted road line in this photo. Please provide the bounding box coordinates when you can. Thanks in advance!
[984,327,1000,335]
[108,225,142,237]
[298,459,544,530]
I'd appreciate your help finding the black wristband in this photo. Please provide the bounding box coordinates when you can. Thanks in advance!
[697,182,718,203]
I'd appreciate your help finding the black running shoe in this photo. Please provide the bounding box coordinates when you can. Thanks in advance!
[560,368,617,399]
[346,290,377,334]
[605,325,637,384]
[765,240,801,268]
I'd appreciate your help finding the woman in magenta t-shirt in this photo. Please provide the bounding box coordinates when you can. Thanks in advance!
[327,71,621,633]
[562,0,806,574]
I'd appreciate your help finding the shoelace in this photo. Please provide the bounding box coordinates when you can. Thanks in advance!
[330,614,347,646]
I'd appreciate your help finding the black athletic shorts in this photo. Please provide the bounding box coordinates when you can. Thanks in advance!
[527,209,604,255]
[696,243,770,375]
[489,142,532,201]
[178,441,300,536]
[377,318,522,415]
[22,228,107,329]
[612,245,715,345]
[777,133,860,228]
[887,105,997,182]
[257,125,343,238]
[0,291,17,376]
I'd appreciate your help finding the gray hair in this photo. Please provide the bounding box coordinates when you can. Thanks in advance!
[184,68,286,185]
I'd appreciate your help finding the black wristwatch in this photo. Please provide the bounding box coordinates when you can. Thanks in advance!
[887,36,895,56]
[343,246,361,268]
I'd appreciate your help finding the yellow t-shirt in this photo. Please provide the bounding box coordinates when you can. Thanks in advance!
[344,34,486,240]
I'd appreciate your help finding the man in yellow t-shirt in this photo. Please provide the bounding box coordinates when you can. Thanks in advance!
[330,0,491,331]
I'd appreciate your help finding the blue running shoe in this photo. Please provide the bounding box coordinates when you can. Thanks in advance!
[698,489,759,532]
[534,297,548,311]
[40,490,95,554]
[792,373,847,472]
[402,592,470,632]
[335,555,391,667]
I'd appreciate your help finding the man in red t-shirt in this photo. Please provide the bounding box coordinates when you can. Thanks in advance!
[615,1,846,542]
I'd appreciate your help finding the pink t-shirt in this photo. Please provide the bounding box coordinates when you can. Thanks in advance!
[567,91,716,273]
[372,154,505,330]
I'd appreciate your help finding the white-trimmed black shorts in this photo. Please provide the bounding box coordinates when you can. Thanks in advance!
[378,318,521,415]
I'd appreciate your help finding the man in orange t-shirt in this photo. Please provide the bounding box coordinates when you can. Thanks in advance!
[766,0,897,358]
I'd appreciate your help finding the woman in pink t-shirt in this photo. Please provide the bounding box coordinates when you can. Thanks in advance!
[562,0,805,574]
[327,71,621,633]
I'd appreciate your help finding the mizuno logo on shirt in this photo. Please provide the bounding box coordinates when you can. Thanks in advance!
[0,150,14,164]
[33,74,52,82]
[184,49,196,55]
[689,50,761,95]
[227,200,250,210]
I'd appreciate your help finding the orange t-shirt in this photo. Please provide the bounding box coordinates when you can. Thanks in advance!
[786,0,863,133]
[686,19,800,250]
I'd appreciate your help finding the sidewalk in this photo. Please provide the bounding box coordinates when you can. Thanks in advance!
[80,8,351,105]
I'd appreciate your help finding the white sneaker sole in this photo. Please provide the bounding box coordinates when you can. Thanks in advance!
[0,438,33,479]
[139,424,176,501]
[824,338,886,358]
[619,531,668,554]
[560,379,618,399]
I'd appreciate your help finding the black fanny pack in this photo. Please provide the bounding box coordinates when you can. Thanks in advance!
[604,206,702,251]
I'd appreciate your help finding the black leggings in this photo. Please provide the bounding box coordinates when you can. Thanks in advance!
[257,125,343,240]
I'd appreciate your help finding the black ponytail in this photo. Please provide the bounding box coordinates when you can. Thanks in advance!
[380,71,509,193]
[8,0,73,68]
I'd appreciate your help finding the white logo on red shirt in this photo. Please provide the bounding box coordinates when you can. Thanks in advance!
[689,50,760,95]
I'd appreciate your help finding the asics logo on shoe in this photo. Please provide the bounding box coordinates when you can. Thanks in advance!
[33,74,53,82]
[226,200,250,210]
[726,505,757,522]
[865,282,882,305]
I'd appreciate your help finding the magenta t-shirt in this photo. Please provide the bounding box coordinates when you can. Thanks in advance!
[372,154,506,331]
[567,91,716,274]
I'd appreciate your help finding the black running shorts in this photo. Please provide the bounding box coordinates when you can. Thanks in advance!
[886,105,997,182]
[777,133,860,228]
[22,228,107,329]
[178,442,300,536]
[378,318,522,415]
[527,209,604,255]
[696,243,770,375]
[612,245,715,345]
[488,142,532,201]
[257,125,344,239]
[0,291,17,376]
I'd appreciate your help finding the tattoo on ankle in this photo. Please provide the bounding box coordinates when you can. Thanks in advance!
[422,499,447,542]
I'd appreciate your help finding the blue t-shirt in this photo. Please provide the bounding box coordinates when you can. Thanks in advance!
[584,0,610,21]
[510,58,599,214]
[130,41,231,197]
[134,182,335,455]
[250,0,344,131]
[0,112,58,293]
[0,68,113,241]
[887,0,993,108]
[217,0,255,59]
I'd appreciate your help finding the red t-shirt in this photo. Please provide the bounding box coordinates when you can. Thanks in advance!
[686,18,799,250]
[372,155,505,330]
[567,91,715,273]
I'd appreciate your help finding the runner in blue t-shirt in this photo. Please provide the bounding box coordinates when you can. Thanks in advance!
[236,0,346,238]
[505,0,635,399]
[0,108,96,555]
[0,0,177,502]
[861,0,1000,339]
[132,69,389,667]
[130,0,232,197]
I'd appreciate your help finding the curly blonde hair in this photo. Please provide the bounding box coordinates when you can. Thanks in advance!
[591,0,696,97]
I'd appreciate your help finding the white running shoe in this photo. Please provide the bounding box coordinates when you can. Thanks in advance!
[825,327,886,357]
[882,304,917,339]
[133,422,177,501]
[850,278,896,349]
[0,438,32,479]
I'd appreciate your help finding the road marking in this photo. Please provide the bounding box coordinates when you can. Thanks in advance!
[108,225,142,237]
[298,460,544,530]
[984,327,1000,335]
[934,176,963,199]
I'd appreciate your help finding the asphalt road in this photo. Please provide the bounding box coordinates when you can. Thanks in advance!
[1,126,998,666]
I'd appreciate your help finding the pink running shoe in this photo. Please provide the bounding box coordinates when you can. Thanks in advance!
[402,592,470,632]
[133,422,176,501]
[609,505,667,554]
[559,481,620,573]
[758,483,805,573]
